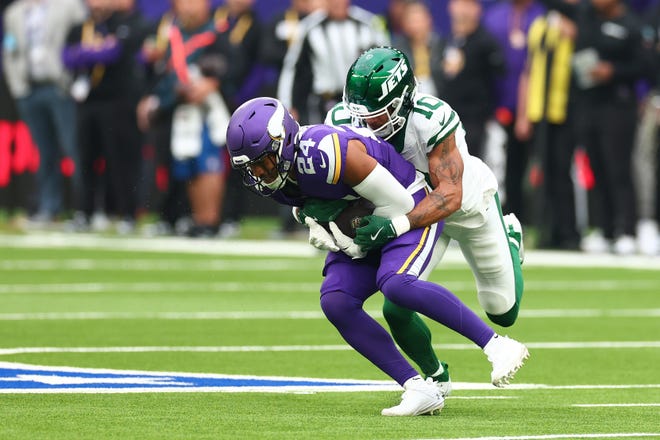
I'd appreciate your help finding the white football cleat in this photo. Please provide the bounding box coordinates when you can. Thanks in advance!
[429,362,452,397]
[434,378,452,398]
[381,376,444,416]
[483,335,530,387]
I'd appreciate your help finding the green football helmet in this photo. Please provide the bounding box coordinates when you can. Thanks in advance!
[344,46,417,140]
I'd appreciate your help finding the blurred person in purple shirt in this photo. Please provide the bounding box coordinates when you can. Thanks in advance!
[483,0,545,223]
[62,0,151,233]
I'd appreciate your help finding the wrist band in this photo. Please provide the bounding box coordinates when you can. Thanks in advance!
[391,215,411,237]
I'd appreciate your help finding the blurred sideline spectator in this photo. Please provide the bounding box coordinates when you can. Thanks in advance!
[0,0,37,218]
[0,68,37,219]
[63,0,151,233]
[539,0,646,255]
[392,0,443,98]
[213,0,261,107]
[441,0,505,160]
[137,7,192,236]
[2,0,86,226]
[384,0,408,38]
[277,0,389,124]
[258,0,325,238]
[140,0,231,237]
[106,0,151,231]
[483,0,545,225]
[212,0,263,239]
[63,0,115,231]
[633,1,660,255]
[258,0,325,99]
[516,9,581,250]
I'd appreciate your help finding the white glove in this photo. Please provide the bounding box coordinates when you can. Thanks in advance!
[329,221,367,259]
[305,217,340,252]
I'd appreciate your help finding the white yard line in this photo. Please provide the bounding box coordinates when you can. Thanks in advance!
[0,280,658,295]
[418,434,660,440]
[0,259,321,271]
[0,233,318,257]
[524,341,660,349]
[521,309,660,318]
[0,309,658,321]
[573,403,660,408]
[0,345,353,355]
[1,341,659,356]
[0,311,333,320]
[0,282,321,294]
[1,232,660,269]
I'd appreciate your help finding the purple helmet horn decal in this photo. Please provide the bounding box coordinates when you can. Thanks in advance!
[225,97,299,196]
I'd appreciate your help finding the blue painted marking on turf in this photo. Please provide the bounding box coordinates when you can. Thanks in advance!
[0,364,392,392]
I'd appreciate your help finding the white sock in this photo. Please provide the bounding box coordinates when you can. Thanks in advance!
[483,334,500,356]
[403,375,424,389]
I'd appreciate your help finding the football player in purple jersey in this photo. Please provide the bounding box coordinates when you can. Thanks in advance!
[225,97,529,416]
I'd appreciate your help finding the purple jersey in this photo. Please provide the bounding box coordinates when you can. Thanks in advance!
[292,124,418,200]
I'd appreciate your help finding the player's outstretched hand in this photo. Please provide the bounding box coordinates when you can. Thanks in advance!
[304,217,340,252]
[354,215,398,251]
[328,222,366,259]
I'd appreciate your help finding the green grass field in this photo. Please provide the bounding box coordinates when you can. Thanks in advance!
[0,232,659,439]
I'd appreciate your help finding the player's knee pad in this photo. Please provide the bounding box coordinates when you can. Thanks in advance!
[477,288,515,317]
[478,285,519,327]
[477,265,523,327]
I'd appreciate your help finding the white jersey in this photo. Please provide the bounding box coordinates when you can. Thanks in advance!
[325,93,498,227]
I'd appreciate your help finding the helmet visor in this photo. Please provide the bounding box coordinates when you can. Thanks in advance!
[345,91,407,140]
[236,148,289,196]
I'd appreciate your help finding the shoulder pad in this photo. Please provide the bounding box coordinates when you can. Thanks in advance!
[325,103,352,126]
[411,94,460,148]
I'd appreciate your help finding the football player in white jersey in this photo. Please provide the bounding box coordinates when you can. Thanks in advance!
[322,46,525,388]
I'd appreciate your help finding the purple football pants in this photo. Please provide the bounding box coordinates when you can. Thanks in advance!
[320,219,495,386]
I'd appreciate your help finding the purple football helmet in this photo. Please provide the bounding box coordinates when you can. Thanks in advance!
[226,97,299,196]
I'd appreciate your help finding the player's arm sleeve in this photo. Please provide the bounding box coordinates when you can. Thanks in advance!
[352,163,414,218]
[322,134,414,218]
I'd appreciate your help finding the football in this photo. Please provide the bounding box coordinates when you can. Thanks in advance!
[324,198,375,238]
